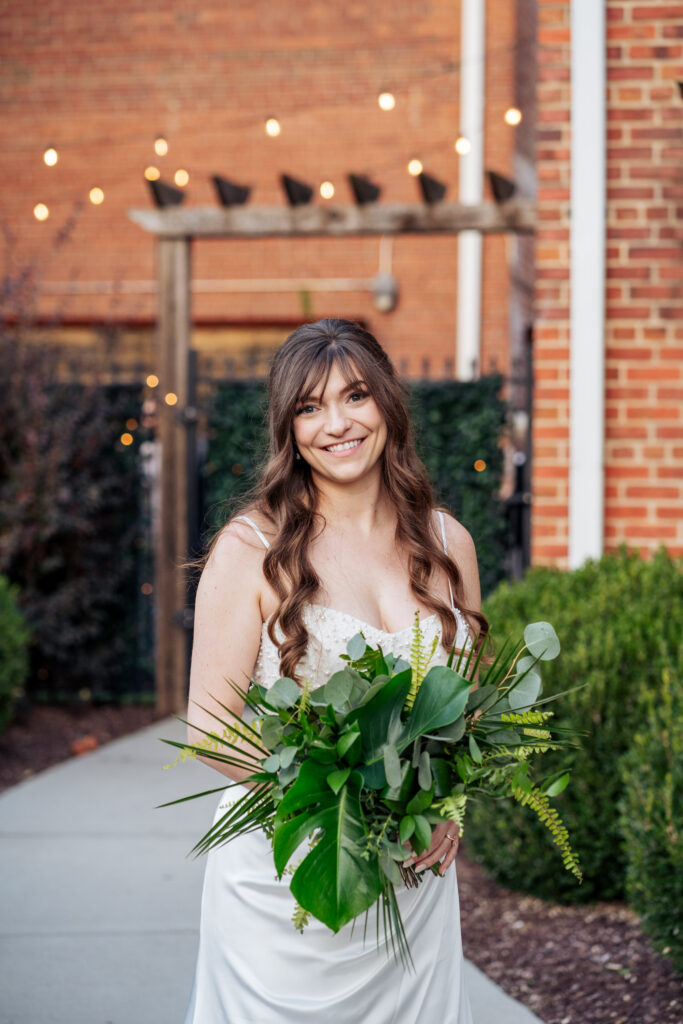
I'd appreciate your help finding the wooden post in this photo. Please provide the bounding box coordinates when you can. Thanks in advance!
[155,236,192,714]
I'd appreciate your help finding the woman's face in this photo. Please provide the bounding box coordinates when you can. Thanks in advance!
[291,361,387,486]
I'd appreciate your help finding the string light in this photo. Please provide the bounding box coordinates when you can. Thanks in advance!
[146,374,159,387]
[265,117,281,137]
[43,147,58,167]
[89,187,104,205]
[407,158,423,176]
[126,418,138,430]
[164,392,178,406]
[474,459,487,472]
[504,107,522,126]
[33,203,49,221]
[154,136,168,156]
[378,92,396,111]
[120,432,134,446]
[319,181,335,199]
[174,169,189,187]
[141,582,153,595]
[454,137,471,155]
[144,166,161,181]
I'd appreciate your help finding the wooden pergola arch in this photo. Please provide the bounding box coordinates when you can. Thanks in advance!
[129,199,535,712]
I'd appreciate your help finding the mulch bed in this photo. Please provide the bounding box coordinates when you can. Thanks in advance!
[1,705,681,1022]
[457,854,682,1024]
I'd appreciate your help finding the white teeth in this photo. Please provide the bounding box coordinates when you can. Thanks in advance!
[325,439,362,452]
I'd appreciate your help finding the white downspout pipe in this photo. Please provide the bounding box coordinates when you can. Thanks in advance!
[456,0,486,380]
[569,0,606,566]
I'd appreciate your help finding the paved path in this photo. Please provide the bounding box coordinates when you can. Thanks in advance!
[0,719,544,1024]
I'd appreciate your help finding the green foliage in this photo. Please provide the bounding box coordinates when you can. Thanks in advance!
[202,377,508,595]
[0,575,31,732]
[619,668,683,971]
[410,378,508,597]
[467,546,683,903]
[0,335,153,703]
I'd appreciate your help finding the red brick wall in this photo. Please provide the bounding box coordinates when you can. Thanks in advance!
[0,0,520,379]
[533,1,683,565]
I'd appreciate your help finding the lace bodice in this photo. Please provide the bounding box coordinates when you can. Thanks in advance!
[253,603,470,689]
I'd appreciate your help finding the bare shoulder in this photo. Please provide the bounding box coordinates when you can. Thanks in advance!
[209,509,276,562]
[432,509,481,612]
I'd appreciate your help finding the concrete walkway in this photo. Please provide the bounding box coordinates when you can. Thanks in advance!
[0,719,544,1024]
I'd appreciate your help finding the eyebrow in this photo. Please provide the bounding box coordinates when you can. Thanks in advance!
[299,378,367,403]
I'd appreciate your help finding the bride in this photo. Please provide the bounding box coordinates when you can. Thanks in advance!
[184,318,486,1022]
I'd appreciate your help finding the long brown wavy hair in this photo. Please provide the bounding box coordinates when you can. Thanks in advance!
[200,318,488,680]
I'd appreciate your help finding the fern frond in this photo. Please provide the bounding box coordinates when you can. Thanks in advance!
[501,710,554,726]
[433,793,468,836]
[291,901,311,932]
[511,784,583,882]
[405,613,439,711]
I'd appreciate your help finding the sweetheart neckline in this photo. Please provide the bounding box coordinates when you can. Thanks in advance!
[261,603,449,639]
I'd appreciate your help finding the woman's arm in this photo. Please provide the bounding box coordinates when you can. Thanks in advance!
[186,526,268,785]
[408,513,483,875]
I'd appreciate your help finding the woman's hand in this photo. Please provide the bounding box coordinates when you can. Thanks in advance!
[403,820,461,877]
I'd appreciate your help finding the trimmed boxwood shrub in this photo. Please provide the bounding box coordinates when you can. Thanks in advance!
[619,669,682,971]
[0,574,31,732]
[467,547,683,903]
[202,376,508,597]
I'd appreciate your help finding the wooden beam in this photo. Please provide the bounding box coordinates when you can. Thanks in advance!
[128,199,535,239]
[155,237,192,714]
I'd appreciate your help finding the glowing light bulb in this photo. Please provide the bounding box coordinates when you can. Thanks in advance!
[504,107,522,126]
[378,92,395,111]
[407,159,423,177]
[144,166,161,181]
[43,147,58,167]
[33,203,49,221]
[126,418,138,430]
[265,117,281,137]
[141,582,154,595]
[89,187,104,205]
[174,169,189,187]
[154,136,168,156]
[474,459,487,472]
[320,181,335,199]
[454,137,471,155]
[164,392,178,406]
[120,432,134,446]
[146,374,159,387]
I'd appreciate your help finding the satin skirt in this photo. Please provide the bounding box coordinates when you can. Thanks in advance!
[184,787,473,1024]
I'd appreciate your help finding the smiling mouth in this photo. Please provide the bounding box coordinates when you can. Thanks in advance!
[322,437,365,453]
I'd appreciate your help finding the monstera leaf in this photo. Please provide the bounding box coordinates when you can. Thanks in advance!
[275,768,383,932]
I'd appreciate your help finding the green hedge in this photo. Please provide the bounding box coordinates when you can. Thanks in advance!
[0,333,154,703]
[467,547,683,903]
[0,574,31,732]
[202,377,508,597]
[619,667,683,971]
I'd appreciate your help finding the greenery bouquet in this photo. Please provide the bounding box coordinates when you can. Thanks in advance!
[162,617,582,966]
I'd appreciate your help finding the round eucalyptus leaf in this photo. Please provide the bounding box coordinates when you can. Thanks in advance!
[267,676,301,709]
[346,633,367,661]
[508,671,542,711]
[524,621,560,661]
[325,670,354,708]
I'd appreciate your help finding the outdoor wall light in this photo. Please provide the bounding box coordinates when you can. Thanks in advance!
[348,174,382,205]
[147,179,185,207]
[487,170,516,204]
[418,171,448,204]
[280,174,314,206]
[371,271,399,314]
[212,175,251,206]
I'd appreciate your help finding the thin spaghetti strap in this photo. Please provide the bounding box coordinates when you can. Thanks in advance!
[437,510,457,614]
[233,515,271,550]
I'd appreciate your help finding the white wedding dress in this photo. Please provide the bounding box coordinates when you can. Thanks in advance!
[184,515,474,1023]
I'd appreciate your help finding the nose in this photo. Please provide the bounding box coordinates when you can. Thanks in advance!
[323,402,351,436]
